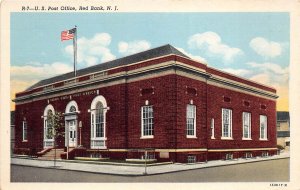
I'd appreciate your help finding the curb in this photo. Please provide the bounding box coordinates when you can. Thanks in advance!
[11,155,289,176]
[11,156,173,167]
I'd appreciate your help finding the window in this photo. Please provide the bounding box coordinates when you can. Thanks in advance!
[22,120,27,141]
[242,112,251,139]
[225,153,233,160]
[69,105,77,112]
[260,115,268,140]
[261,151,269,157]
[91,102,105,138]
[95,102,104,138]
[43,104,55,148]
[187,155,197,163]
[186,104,196,137]
[90,95,107,149]
[45,110,54,140]
[211,118,215,139]
[142,152,155,160]
[222,108,232,139]
[245,152,252,158]
[141,106,154,137]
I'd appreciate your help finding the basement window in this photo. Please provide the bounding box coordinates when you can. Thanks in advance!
[225,153,233,160]
[187,155,197,163]
[142,152,155,160]
[245,152,252,158]
[261,151,269,157]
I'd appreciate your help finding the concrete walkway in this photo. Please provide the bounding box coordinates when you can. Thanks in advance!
[11,152,290,176]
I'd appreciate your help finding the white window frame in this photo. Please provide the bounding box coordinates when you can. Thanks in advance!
[22,120,27,142]
[141,105,154,138]
[211,118,215,139]
[43,104,55,148]
[186,104,196,138]
[221,108,233,140]
[259,115,268,140]
[90,95,107,149]
[242,112,252,140]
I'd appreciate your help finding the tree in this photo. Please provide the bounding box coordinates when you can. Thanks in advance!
[48,112,64,167]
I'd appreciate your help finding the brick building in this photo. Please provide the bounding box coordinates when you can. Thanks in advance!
[13,44,278,163]
[277,111,290,150]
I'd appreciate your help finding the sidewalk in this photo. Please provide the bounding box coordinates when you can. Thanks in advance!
[11,152,290,176]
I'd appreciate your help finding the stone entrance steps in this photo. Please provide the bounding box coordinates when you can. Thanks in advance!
[39,148,64,160]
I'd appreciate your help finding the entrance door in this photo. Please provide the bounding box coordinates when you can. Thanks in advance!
[68,120,77,147]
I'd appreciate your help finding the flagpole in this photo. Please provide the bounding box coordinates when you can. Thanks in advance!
[73,25,77,77]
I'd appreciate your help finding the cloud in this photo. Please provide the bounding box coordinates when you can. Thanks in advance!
[11,61,73,109]
[222,68,252,77]
[188,32,243,63]
[118,40,151,56]
[65,33,116,67]
[11,62,73,81]
[246,62,289,107]
[247,62,288,75]
[249,37,282,58]
[247,62,289,85]
[175,47,207,64]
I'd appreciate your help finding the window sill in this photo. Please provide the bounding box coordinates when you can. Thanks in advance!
[140,136,154,139]
[259,138,268,141]
[221,137,233,140]
[211,137,216,139]
[242,138,252,140]
[22,140,28,142]
[186,136,197,139]
[91,137,107,140]
[90,146,107,149]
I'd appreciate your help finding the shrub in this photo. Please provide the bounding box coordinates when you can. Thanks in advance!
[277,144,284,150]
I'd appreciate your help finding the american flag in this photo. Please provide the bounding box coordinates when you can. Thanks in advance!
[61,28,76,41]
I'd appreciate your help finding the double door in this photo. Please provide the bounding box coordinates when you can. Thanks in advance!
[67,120,77,147]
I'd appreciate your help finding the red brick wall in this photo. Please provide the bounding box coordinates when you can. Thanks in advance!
[206,84,277,149]
[126,74,177,149]
[175,75,208,149]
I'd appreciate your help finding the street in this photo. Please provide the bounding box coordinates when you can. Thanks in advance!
[11,158,289,182]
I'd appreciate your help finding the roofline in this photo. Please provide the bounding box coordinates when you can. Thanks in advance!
[206,66,276,91]
[16,54,190,94]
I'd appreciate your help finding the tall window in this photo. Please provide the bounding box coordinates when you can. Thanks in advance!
[211,118,215,139]
[222,108,232,139]
[141,106,154,137]
[22,120,27,141]
[43,104,55,148]
[95,102,104,138]
[260,115,268,140]
[45,110,54,140]
[186,104,196,137]
[91,102,105,138]
[90,95,107,149]
[242,112,251,139]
